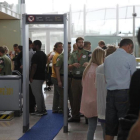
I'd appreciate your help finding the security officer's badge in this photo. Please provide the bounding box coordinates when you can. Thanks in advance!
[57,58,60,62]
[0,57,4,68]
[82,55,86,58]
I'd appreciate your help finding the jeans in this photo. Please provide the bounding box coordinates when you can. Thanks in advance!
[87,117,97,140]
[105,89,129,136]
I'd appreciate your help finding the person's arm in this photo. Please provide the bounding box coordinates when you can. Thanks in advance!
[55,66,62,87]
[0,58,4,73]
[68,55,80,70]
[127,113,140,140]
[30,54,38,83]
[30,64,37,83]
[130,56,137,76]
[68,63,80,70]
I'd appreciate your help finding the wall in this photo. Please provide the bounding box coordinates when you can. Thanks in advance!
[0,20,21,51]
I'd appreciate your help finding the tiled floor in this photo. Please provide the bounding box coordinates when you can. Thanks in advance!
[0,85,116,140]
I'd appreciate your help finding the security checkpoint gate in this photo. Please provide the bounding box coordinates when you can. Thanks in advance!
[22,14,68,133]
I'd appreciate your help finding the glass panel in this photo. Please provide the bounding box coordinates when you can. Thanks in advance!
[119,6,133,36]
[0,0,19,13]
[86,8,116,35]
[31,31,46,53]
[136,6,140,18]
[72,11,84,36]
[50,31,64,52]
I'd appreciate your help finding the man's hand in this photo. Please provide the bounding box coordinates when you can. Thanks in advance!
[20,65,23,69]
[72,63,81,68]
[58,81,62,88]
[30,78,33,83]
[83,62,89,67]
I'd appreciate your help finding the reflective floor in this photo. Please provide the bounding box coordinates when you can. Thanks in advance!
[0,85,117,140]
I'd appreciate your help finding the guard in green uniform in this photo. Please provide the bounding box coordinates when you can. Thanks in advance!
[0,57,4,75]
[55,42,73,113]
[68,37,91,122]
[0,46,11,75]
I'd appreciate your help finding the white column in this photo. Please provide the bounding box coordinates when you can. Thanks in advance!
[46,31,50,54]
[83,4,86,36]
[68,4,72,42]
[133,5,136,56]
[116,4,119,36]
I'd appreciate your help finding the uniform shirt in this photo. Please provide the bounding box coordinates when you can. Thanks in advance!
[51,51,60,78]
[104,48,136,90]
[31,51,46,80]
[56,53,71,75]
[96,64,107,120]
[68,49,91,77]
[0,55,11,75]
[0,57,4,75]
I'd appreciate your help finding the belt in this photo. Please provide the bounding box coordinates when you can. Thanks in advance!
[60,74,73,78]
[72,76,82,80]
[108,89,128,92]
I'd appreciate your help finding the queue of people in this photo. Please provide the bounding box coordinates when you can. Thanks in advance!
[0,34,139,140]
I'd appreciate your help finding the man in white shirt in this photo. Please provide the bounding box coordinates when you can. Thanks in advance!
[96,46,117,139]
[104,39,136,140]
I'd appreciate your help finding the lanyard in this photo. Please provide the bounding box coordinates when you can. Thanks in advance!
[77,53,83,63]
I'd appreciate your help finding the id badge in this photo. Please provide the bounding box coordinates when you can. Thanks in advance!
[76,71,80,75]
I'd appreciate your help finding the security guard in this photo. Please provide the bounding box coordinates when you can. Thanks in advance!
[0,57,4,75]
[0,46,11,75]
[55,42,73,113]
[68,37,91,122]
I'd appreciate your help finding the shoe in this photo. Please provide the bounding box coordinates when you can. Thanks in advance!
[68,117,80,122]
[52,110,58,113]
[30,111,38,115]
[80,113,84,117]
[58,110,63,114]
[36,110,48,116]
[43,110,47,115]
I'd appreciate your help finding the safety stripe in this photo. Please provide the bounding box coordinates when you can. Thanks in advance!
[0,114,14,120]
[0,114,7,119]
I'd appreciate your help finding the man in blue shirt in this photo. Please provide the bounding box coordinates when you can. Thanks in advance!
[104,39,136,140]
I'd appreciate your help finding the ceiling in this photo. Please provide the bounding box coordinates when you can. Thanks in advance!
[0,11,18,20]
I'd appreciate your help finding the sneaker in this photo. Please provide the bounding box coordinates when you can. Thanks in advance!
[58,110,63,114]
[36,112,43,116]
[52,110,58,113]
[36,110,48,116]
[43,110,47,115]
[30,111,38,115]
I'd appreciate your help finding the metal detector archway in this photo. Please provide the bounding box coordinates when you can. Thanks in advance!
[22,14,68,133]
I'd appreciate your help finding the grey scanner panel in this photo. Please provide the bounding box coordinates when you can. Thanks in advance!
[84,36,121,52]
[0,76,22,110]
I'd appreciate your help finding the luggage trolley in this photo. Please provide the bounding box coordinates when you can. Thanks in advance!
[0,71,22,120]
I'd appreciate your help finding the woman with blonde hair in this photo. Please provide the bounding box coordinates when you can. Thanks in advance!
[80,48,105,140]
[96,45,117,140]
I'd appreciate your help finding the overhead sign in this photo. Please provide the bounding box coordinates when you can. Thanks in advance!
[26,14,63,24]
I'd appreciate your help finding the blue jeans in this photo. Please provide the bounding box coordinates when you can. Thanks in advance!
[105,89,129,136]
[87,117,97,140]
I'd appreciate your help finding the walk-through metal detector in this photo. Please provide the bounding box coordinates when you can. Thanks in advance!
[22,14,68,133]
